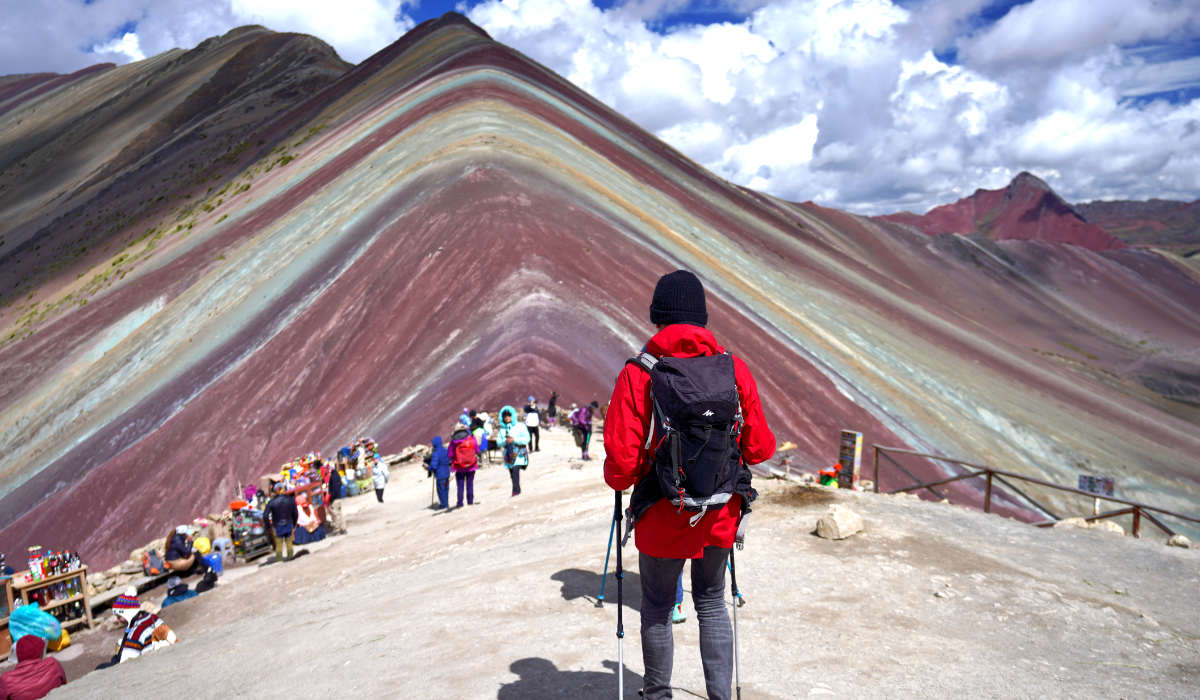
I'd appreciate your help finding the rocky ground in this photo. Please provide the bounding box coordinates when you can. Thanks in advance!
[13,427,1198,699]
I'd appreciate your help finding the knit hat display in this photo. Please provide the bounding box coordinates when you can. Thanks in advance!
[649,270,707,327]
[113,591,139,610]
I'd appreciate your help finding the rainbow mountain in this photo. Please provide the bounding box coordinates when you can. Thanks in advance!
[1,14,1198,566]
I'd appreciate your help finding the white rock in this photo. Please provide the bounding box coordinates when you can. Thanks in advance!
[816,504,864,540]
[1053,517,1089,529]
[1167,534,1191,548]
[1090,521,1124,535]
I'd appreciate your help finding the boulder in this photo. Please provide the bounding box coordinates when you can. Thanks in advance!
[816,504,864,540]
[1090,521,1124,535]
[1167,534,1192,548]
[1054,517,1090,529]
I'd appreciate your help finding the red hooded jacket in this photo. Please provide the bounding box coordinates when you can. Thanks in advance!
[0,636,66,700]
[603,324,776,558]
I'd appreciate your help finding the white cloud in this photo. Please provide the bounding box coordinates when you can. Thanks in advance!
[958,0,1200,69]
[90,32,146,63]
[470,0,1200,212]
[0,0,410,75]
[228,0,412,61]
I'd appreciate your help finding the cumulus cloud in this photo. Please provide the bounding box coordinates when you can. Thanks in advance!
[469,0,1200,211]
[90,32,146,63]
[0,0,410,75]
[957,0,1200,70]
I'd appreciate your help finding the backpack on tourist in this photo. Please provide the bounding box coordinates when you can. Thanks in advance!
[627,351,749,519]
[452,431,478,468]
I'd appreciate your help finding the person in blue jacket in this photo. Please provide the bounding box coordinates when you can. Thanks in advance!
[426,436,451,510]
[497,405,531,496]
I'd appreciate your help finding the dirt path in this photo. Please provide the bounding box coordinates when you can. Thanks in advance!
[26,426,1199,699]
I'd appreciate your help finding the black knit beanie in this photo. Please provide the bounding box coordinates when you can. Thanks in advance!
[649,270,707,327]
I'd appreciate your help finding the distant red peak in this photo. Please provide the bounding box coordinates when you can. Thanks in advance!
[879,172,1126,252]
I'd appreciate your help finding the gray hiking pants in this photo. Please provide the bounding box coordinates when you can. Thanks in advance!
[639,546,732,700]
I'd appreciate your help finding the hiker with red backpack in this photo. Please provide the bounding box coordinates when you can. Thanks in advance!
[448,421,480,507]
[603,270,776,700]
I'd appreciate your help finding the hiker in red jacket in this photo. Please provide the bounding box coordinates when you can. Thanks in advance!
[604,270,775,700]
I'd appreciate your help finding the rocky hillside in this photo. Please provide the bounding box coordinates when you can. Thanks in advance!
[1076,198,1200,257]
[879,172,1125,251]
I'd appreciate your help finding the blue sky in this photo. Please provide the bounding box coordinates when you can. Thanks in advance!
[2,0,1198,212]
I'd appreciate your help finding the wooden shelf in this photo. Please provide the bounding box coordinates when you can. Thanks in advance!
[10,566,93,630]
[38,593,84,611]
[11,566,87,592]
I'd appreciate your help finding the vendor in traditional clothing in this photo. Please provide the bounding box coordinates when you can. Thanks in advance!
[96,589,178,669]
[292,492,326,545]
[0,635,66,699]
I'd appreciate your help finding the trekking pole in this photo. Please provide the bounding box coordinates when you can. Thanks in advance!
[727,560,746,606]
[729,548,742,700]
[614,490,625,699]
[598,509,617,602]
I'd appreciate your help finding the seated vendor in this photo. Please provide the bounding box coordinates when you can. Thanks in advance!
[5,603,63,663]
[164,525,208,576]
[0,636,66,700]
[292,492,326,545]
[96,588,178,669]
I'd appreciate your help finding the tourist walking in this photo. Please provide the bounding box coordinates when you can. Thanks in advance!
[371,454,389,503]
[524,398,541,451]
[546,391,559,427]
[427,436,451,509]
[602,270,776,700]
[448,423,480,507]
[575,400,597,460]
[498,405,531,495]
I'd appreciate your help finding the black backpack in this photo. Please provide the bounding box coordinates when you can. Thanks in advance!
[626,351,748,523]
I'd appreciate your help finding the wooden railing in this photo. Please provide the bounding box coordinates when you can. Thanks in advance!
[872,445,1200,538]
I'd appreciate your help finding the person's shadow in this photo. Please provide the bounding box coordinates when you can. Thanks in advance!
[551,567,642,610]
[497,658,643,699]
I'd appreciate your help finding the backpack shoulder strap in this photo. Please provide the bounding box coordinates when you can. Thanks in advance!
[625,351,658,373]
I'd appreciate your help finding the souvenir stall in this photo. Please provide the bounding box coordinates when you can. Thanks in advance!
[8,547,93,630]
[228,505,272,561]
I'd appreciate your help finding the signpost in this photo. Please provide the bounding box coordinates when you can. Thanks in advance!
[1078,474,1115,515]
[837,431,863,489]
